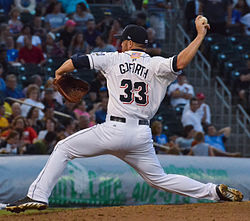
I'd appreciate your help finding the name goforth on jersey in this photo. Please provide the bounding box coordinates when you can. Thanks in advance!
[87,51,181,120]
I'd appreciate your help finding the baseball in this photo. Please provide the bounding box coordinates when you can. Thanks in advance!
[200,16,208,25]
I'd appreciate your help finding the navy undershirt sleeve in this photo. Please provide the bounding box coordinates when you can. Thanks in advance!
[71,53,90,69]
[172,55,180,72]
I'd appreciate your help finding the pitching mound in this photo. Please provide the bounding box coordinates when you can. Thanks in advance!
[0,201,249,221]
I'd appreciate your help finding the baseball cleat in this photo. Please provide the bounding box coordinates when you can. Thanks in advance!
[6,196,47,213]
[216,184,243,202]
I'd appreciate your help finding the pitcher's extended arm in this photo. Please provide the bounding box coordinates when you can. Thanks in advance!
[177,15,210,70]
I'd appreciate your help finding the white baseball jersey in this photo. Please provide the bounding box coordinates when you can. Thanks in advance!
[167,82,194,107]
[87,50,179,120]
[27,50,220,204]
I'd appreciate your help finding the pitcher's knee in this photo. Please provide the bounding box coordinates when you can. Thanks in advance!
[54,140,74,160]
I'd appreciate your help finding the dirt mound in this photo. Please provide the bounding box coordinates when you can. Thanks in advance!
[1,201,249,221]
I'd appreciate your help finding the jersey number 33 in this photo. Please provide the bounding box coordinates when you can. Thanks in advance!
[120,79,149,106]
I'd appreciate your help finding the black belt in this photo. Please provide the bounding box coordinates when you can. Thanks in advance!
[110,116,149,125]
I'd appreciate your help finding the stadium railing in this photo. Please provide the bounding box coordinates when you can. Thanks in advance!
[236,104,250,156]
[214,76,232,128]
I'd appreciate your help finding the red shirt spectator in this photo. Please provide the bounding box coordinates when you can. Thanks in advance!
[18,35,45,65]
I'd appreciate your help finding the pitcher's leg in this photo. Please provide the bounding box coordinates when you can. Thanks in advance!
[27,141,71,203]
[121,147,219,201]
[28,125,110,203]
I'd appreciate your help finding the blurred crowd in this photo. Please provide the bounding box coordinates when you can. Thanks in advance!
[0,0,245,157]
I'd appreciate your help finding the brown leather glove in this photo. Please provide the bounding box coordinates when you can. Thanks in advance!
[53,74,90,103]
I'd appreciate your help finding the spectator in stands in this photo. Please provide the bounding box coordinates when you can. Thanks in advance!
[58,0,89,15]
[68,32,90,57]
[33,16,47,43]
[73,99,90,121]
[151,120,168,153]
[37,117,56,141]
[26,131,57,154]
[151,120,181,155]
[232,0,250,25]
[78,115,90,130]
[95,97,108,124]
[16,25,42,49]
[182,98,204,132]
[167,73,194,108]
[18,35,45,65]
[8,102,21,123]
[204,124,231,152]
[4,74,25,99]
[58,100,76,120]
[240,12,250,35]
[189,132,241,157]
[237,70,250,112]
[183,92,211,127]
[146,0,171,42]
[6,36,19,65]
[14,0,36,14]
[0,100,9,130]
[0,64,6,92]
[96,9,114,38]
[99,86,108,101]
[1,116,37,144]
[89,71,107,103]
[45,2,66,32]
[175,125,195,153]
[62,117,76,137]
[8,7,23,35]
[42,78,63,106]
[0,24,12,46]
[26,107,43,133]
[146,27,162,56]
[198,0,232,35]
[21,84,44,120]
[92,34,116,53]
[0,44,8,72]
[108,18,123,51]
[73,2,94,32]
[83,19,101,49]
[42,88,62,111]
[59,19,77,52]
[134,12,148,30]
[45,32,65,58]
[0,130,20,154]
[42,107,56,125]
[23,74,43,96]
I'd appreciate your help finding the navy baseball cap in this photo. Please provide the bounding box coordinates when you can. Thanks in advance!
[115,25,148,44]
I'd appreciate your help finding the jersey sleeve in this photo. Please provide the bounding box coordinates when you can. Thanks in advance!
[87,52,118,74]
[154,56,182,81]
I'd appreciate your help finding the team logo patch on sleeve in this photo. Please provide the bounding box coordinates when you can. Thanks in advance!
[131,52,141,59]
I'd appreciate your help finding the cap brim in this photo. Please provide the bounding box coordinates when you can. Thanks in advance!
[114,34,122,39]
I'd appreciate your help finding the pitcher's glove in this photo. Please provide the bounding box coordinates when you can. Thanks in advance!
[53,74,90,103]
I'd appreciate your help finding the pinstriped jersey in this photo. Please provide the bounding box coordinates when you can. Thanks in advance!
[87,50,180,120]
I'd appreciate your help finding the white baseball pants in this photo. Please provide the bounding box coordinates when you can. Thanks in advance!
[27,117,219,203]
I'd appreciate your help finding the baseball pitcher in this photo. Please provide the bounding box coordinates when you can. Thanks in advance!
[6,16,243,213]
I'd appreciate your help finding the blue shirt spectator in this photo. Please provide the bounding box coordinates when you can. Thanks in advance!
[204,125,231,152]
[204,134,226,152]
[154,134,168,145]
[58,0,89,14]
[7,49,18,62]
[4,74,24,99]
